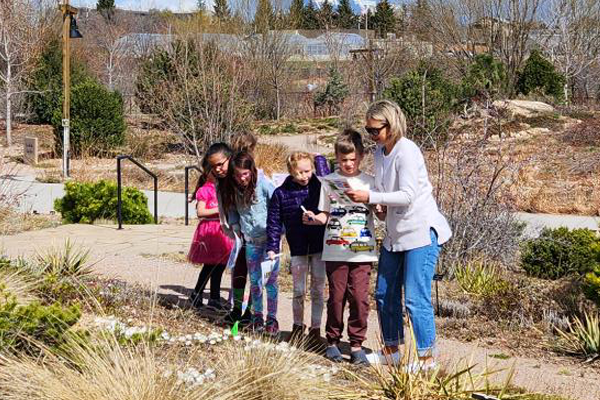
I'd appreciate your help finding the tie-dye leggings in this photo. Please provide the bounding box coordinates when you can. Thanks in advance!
[246,242,280,322]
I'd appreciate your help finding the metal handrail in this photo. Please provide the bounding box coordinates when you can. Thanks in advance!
[116,155,158,229]
[184,165,201,226]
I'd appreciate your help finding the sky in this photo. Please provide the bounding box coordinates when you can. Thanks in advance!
[71,0,402,14]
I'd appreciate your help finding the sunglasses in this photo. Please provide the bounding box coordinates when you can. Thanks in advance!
[365,123,388,137]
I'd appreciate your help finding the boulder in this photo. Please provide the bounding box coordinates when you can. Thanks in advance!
[493,100,555,118]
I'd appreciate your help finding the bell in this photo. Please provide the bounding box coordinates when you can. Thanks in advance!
[69,17,83,39]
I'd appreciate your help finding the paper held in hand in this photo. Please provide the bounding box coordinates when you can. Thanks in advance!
[260,253,282,281]
[320,175,369,205]
[226,231,242,270]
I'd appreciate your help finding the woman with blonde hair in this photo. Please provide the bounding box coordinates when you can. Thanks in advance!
[346,100,452,369]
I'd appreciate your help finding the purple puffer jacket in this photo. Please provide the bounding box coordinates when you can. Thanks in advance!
[266,174,325,256]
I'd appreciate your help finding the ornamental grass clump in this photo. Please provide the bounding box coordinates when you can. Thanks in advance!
[554,312,600,362]
[0,269,38,306]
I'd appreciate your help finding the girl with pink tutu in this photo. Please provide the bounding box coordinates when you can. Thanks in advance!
[188,155,234,310]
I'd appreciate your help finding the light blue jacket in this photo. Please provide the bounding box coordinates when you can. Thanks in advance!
[229,176,275,243]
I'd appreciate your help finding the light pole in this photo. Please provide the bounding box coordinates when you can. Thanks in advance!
[61,0,82,179]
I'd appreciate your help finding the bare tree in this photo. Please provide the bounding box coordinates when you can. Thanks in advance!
[86,10,136,91]
[0,0,51,146]
[542,0,600,103]
[422,0,545,92]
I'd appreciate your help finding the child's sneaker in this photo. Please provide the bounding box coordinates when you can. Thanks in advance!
[288,324,305,343]
[325,345,344,363]
[265,318,279,337]
[305,328,325,352]
[350,349,370,366]
[206,299,227,312]
[222,308,242,326]
[250,316,264,333]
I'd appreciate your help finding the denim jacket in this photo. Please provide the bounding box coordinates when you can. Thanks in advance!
[231,176,275,243]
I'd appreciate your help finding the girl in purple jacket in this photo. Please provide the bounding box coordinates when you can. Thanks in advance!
[267,152,326,347]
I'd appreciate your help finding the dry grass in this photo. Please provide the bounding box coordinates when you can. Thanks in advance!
[0,330,340,400]
[0,209,59,236]
[0,269,39,305]
[254,143,289,177]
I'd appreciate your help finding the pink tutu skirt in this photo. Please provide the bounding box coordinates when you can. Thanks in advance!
[188,219,233,265]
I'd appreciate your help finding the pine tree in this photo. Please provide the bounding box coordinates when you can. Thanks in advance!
[301,0,319,29]
[317,0,336,29]
[197,0,206,12]
[314,67,349,115]
[372,0,396,38]
[288,0,304,29]
[337,0,358,29]
[213,0,231,21]
[254,0,274,32]
[96,0,115,20]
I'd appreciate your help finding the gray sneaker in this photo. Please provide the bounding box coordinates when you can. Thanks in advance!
[325,345,344,363]
[350,349,370,366]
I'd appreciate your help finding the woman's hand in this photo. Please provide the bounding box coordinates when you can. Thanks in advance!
[345,189,370,204]
[267,251,276,260]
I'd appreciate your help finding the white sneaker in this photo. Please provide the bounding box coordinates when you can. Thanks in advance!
[404,360,437,374]
[365,351,401,366]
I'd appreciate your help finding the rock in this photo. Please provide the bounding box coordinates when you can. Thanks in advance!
[493,100,555,118]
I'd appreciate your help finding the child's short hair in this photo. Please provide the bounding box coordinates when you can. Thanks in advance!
[286,151,314,174]
[231,130,258,155]
[335,128,365,156]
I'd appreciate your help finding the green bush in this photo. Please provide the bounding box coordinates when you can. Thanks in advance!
[51,80,126,156]
[27,39,89,125]
[0,288,81,355]
[584,265,600,306]
[520,227,600,280]
[461,54,508,100]
[517,49,565,101]
[383,63,458,146]
[54,180,153,225]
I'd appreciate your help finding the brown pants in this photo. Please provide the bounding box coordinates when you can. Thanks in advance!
[325,261,372,348]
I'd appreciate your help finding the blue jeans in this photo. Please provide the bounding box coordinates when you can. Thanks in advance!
[375,229,441,356]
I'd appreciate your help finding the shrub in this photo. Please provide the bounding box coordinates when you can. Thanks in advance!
[51,79,126,156]
[554,312,600,360]
[584,265,600,306]
[520,227,600,280]
[27,39,89,125]
[0,288,81,355]
[454,260,512,297]
[54,180,153,225]
[461,54,508,100]
[314,68,349,116]
[383,63,458,146]
[517,49,565,101]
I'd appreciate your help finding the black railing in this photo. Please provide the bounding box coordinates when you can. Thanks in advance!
[184,165,201,226]
[116,155,158,229]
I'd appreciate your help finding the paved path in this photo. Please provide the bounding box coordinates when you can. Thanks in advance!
[3,174,599,235]
[2,224,599,400]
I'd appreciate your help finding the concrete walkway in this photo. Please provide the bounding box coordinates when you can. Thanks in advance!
[3,174,599,234]
[2,224,599,400]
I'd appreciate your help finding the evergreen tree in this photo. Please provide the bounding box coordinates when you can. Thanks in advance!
[213,0,231,21]
[372,0,396,38]
[254,0,274,32]
[96,0,115,20]
[197,0,206,12]
[318,0,336,29]
[337,0,358,29]
[314,67,349,115]
[301,0,319,29]
[288,0,304,28]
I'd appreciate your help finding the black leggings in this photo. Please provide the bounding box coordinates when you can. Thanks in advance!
[193,263,226,301]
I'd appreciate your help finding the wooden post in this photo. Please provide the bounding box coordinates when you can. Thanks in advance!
[62,1,71,179]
